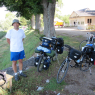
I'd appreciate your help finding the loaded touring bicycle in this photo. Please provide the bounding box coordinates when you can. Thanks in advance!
[34,36,64,72]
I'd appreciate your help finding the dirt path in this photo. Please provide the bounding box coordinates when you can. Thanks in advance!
[55,28,95,95]
[56,27,95,37]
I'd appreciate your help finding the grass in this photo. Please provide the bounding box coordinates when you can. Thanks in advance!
[0,31,6,39]
[0,29,42,70]
[0,30,85,95]
[44,78,66,91]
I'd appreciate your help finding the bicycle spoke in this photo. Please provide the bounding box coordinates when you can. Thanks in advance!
[57,60,69,84]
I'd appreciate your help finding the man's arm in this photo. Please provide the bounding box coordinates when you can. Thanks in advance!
[22,38,24,41]
[7,38,10,45]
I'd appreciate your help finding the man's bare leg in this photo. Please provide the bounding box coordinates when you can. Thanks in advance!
[12,61,17,73]
[18,59,27,77]
[18,59,23,71]
[12,61,19,81]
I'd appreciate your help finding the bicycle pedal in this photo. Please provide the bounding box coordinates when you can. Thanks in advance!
[70,65,74,68]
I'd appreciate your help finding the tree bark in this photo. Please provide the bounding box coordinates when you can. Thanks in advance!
[35,14,41,31]
[30,15,35,29]
[42,0,56,38]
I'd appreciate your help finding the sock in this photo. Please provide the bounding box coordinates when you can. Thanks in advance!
[19,70,22,74]
[15,73,18,75]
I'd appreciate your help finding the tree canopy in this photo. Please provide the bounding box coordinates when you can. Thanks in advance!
[0,0,60,20]
[0,0,43,19]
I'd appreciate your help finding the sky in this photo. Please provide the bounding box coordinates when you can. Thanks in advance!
[61,0,95,15]
[0,0,95,20]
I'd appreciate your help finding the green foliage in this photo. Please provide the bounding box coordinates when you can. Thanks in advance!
[62,15,70,24]
[19,17,27,26]
[87,25,95,30]
[55,14,70,24]
[57,0,63,8]
[0,12,15,30]
[0,0,43,20]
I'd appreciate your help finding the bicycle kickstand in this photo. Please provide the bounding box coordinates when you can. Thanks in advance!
[89,68,92,75]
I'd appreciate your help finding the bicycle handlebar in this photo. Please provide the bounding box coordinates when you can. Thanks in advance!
[64,45,72,50]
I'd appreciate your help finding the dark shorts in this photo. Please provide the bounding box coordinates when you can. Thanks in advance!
[10,50,25,61]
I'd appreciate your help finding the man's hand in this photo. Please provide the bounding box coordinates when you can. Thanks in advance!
[7,38,10,45]
[22,38,24,41]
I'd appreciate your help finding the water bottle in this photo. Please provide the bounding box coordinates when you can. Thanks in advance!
[47,56,51,62]
[76,59,80,63]
[51,47,53,50]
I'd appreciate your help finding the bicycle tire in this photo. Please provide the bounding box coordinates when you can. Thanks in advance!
[79,40,88,51]
[80,56,91,71]
[37,55,44,72]
[57,60,69,84]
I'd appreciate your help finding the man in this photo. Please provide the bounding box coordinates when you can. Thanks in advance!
[6,19,27,81]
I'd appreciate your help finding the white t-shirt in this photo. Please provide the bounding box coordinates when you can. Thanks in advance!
[6,29,26,52]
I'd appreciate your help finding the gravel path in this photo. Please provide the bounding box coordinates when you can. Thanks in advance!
[55,27,95,37]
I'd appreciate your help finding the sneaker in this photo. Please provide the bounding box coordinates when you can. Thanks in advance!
[19,72,27,77]
[15,75,19,81]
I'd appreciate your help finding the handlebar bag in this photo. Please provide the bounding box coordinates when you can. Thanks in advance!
[82,46,94,54]
[42,37,52,48]
[69,48,81,60]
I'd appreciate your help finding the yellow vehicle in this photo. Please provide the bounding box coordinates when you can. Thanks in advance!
[54,18,64,27]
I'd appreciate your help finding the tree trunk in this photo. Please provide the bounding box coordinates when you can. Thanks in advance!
[35,14,41,31]
[42,0,56,38]
[30,15,35,29]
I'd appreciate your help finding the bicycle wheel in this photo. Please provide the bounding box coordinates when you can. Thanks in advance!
[37,55,44,72]
[80,56,90,71]
[57,60,69,84]
[79,40,88,51]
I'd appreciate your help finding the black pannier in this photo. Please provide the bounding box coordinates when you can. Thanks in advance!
[56,38,64,54]
[69,48,81,60]
[90,51,95,65]
[56,38,64,46]
[91,51,95,60]
[57,46,64,54]
[82,46,94,56]
[42,37,52,48]
[34,56,40,67]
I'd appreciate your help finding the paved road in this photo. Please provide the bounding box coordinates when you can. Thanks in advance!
[55,27,95,37]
